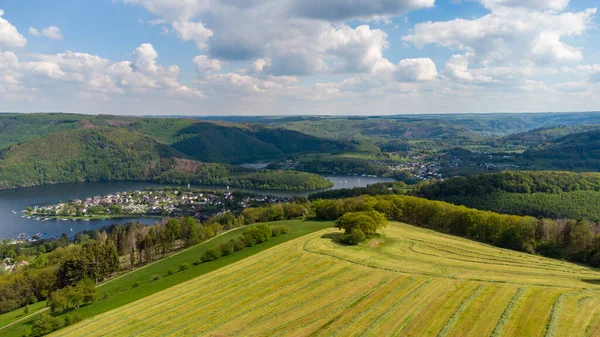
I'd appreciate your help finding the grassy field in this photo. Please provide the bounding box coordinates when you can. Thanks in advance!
[0,220,332,336]
[53,222,600,337]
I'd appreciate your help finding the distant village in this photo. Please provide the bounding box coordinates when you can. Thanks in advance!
[24,188,291,222]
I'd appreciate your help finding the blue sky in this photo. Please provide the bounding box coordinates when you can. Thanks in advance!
[0,0,598,115]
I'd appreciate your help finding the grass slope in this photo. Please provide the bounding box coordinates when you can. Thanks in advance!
[55,222,600,337]
[0,220,332,336]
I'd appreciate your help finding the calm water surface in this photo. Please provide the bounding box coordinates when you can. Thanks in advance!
[0,175,394,240]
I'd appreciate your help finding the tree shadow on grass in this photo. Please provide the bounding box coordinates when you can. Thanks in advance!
[321,232,347,246]
[581,279,600,285]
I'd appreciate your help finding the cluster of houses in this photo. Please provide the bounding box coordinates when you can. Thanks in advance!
[371,160,444,180]
[0,257,28,274]
[276,160,300,170]
[26,188,291,220]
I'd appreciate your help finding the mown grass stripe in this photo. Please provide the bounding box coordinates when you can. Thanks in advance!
[490,287,526,337]
[358,279,432,337]
[329,277,416,336]
[130,257,337,336]
[544,293,568,337]
[437,284,486,337]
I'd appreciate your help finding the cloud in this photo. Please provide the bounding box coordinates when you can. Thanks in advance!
[193,55,221,77]
[395,58,437,82]
[403,7,596,66]
[42,26,64,40]
[121,1,401,76]
[287,0,435,21]
[480,0,569,11]
[0,9,27,48]
[171,21,213,50]
[320,25,395,73]
[29,27,41,36]
[1,44,201,98]
[29,26,64,40]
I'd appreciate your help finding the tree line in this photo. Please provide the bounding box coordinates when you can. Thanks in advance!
[312,195,600,266]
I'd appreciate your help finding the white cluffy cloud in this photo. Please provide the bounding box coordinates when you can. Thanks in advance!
[0,43,202,101]
[403,8,596,66]
[29,26,64,40]
[0,9,27,48]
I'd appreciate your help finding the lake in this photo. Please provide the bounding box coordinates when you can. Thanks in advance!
[0,175,394,240]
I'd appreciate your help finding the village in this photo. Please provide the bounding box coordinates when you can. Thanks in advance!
[24,188,292,221]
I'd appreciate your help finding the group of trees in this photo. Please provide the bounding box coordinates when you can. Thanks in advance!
[296,157,390,177]
[200,224,288,263]
[157,168,334,191]
[308,182,409,200]
[419,171,600,220]
[421,171,600,197]
[336,210,387,245]
[313,194,600,266]
[48,279,96,313]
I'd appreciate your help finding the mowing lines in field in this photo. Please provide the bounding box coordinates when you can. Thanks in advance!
[585,308,600,337]
[394,281,481,336]
[63,243,319,337]
[437,284,486,337]
[358,279,432,337]
[231,266,363,334]
[133,256,340,336]
[327,276,416,336]
[543,293,567,337]
[254,273,395,337]
[303,276,396,337]
[211,265,365,336]
[490,287,526,337]
[494,286,563,337]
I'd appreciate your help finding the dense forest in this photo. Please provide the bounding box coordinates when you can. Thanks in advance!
[419,171,600,220]
[524,130,600,169]
[0,128,333,191]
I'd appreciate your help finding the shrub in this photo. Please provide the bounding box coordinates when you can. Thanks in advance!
[167,269,176,275]
[231,237,246,251]
[201,246,223,262]
[30,314,60,337]
[133,281,141,288]
[179,263,190,271]
[64,314,74,326]
[271,226,289,236]
[243,224,272,245]
[342,228,366,245]
[193,260,202,266]
[152,275,161,281]
[220,242,234,256]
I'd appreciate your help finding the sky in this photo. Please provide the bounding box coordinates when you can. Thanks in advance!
[0,0,598,115]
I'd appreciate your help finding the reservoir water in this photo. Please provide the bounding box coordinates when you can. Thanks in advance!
[0,175,394,240]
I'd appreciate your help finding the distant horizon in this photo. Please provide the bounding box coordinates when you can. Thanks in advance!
[1,111,600,118]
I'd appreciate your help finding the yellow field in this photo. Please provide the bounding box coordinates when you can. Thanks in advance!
[55,222,600,337]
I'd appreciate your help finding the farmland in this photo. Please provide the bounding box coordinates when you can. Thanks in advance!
[54,222,600,337]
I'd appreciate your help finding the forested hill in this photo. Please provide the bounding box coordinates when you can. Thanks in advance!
[0,114,358,164]
[419,171,600,220]
[523,130,600,169]
[168,122,354,164]
[0,128,333,191]
[502,125,600,146]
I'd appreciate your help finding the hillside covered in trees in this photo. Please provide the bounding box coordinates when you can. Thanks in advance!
[419,171,600,220]
[0,128,333,191]
[524,130,600,170]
